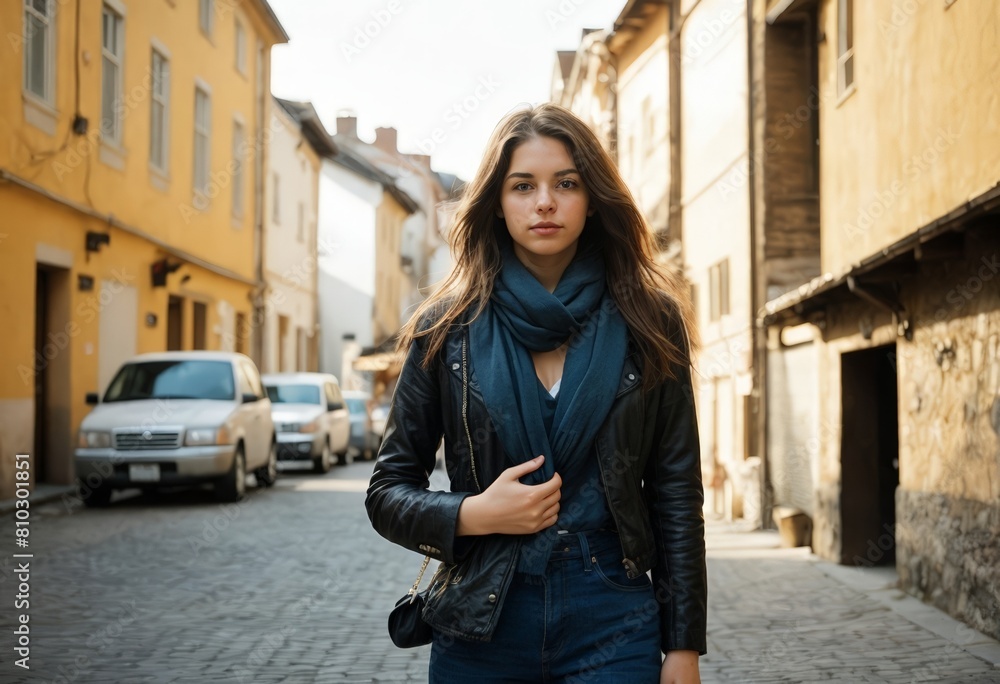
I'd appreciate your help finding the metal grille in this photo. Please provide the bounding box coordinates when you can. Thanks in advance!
[115,431,181,450]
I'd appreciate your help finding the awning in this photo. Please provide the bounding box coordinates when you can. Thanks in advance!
[352,351,404,373]
[759,182,1000,331]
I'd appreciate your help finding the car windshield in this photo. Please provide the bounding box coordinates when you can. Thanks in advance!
[345,398,367,414]
[104,360,235,402]
[266,384,321,405]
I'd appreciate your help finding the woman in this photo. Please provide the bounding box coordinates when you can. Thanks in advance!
[366,103,706,683]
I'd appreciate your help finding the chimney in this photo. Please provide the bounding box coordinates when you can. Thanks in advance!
[408,154,432,170]
[337,115,357,138]
[374,126,398,154]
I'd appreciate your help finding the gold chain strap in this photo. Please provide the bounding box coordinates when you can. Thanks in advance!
[407,554,432,604]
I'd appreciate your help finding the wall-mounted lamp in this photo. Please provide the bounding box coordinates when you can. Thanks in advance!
[85,231,110,253]
[78,274,95,291]
[151,258,182,287]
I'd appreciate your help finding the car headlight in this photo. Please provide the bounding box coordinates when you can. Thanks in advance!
[77,431,111,449]
[185,426,231,446]
[298,419,320,434]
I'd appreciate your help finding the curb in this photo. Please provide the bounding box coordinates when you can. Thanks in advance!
[813,555,1000,670]
[0,485,78,516]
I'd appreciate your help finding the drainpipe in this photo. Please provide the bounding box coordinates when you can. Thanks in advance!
[668,1,683,254]
[746,0,770,530]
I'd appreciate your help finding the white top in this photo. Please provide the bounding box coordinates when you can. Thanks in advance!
[547,377,562,398]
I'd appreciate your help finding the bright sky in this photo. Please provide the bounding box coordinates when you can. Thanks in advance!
[267,0,625,181]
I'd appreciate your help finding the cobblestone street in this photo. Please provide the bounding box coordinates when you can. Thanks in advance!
[2,461,998,683]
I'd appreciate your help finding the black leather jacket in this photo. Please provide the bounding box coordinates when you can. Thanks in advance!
[366,311,707,655]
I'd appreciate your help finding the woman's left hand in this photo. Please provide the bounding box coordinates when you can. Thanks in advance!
[660,650,700,684]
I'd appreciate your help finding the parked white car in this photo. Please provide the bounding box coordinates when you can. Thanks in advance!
[342,390,378,460]
[261,373,351,472]
[74,351,278,507]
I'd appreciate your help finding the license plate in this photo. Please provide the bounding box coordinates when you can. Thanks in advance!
[129,464,160,482]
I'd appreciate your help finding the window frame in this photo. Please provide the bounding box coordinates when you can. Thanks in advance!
[272,173,281,224]
[100,3,126,147]
[708,258,731,322]
[199,0,214,38]
[193,82,212,200]
[837,0,855,97]
[23,0,56,105]
[231,116,246,218]
[234,17,247,75]
[149,44,170,175]
[297,201,305,242]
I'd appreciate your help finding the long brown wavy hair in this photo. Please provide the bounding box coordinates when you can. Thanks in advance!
[398,103,697,388]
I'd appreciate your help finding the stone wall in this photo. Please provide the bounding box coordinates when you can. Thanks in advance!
[808,225,1000,638]
[897,489,1000,641]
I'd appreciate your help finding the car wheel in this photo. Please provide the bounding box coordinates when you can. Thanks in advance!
[335,445,351,466]
[81,484,113,508]
[256,441,278,487]
[215,446,246,502]
[313,441,333,474]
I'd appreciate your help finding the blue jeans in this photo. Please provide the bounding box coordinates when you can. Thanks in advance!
[429,530,661,683]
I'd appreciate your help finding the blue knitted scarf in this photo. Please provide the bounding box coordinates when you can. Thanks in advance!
[468,240,628,577]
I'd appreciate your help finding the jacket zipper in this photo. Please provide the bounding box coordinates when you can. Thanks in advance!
[461,334,483,493]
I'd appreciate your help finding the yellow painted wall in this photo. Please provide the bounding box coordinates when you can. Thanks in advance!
[374,197,409,344]
[0,0,284,493]
[817,0,1000,273]
[615,5,670,231]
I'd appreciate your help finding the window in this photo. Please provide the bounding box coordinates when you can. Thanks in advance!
[232,119,245,216]
[199,0,213,36]
[234,18,247,74]
[272,174,280,224]
[101,5,124,145]
[234,312,247,355]
[149,49,169,172]
[297,202,305,242]
[709,259,730,322]
[193,86,211,197]
[23,0,55,103]
[236,363,255,399]
[642,96,654,155]
[241,362,264,397]
[838,0,854,95]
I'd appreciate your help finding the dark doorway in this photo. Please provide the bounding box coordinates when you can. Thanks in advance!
[840,344,899,566]
[33,268,49,484]
[167,296,183,351]
[192,301,207,350]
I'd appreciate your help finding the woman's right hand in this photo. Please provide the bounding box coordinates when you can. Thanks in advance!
[457,455,562,536]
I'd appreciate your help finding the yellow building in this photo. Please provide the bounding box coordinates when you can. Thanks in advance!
[0,0,288,496]
[762,0,1000,639]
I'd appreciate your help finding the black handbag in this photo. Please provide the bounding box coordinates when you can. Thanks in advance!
[387,554,433,648]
